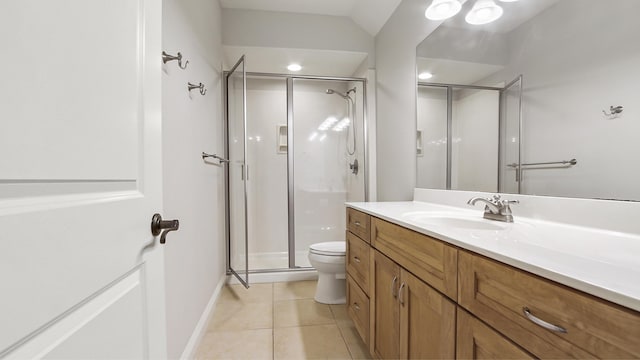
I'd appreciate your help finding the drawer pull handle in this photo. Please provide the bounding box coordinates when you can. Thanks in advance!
[354,220,362,227]
[398,282,406,305]
[523,307,567,334]
[353,256,361,263]
[353,302,360,311]
[391,276,398,298]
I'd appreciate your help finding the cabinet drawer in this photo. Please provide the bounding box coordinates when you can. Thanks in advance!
[347,274,370,345]
[458,251,640,358]
[347,208,370,243]
[457,308,534,360]
[346,231,370,295]
[371,217,458,299]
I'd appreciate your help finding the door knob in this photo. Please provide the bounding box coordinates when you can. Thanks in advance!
[151,213,180,244]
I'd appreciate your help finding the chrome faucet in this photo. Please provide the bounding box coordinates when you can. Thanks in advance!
[467,195,519,223]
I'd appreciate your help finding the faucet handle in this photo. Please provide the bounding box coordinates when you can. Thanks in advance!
[502,199,519,205]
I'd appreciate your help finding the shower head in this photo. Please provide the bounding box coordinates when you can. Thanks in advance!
[325,88,350,100]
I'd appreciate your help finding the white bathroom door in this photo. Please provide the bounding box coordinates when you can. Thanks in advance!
[0,1,167,359]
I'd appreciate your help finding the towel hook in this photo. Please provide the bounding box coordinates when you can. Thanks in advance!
[162,51,189,69]
[188,82,207,96]
[603,105,623,118]
[202,152,229,164]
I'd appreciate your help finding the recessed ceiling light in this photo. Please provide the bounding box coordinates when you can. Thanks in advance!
[287,63,302,71]
[465,0,503,25]
[425,0,462,21]
[418,72,434,80]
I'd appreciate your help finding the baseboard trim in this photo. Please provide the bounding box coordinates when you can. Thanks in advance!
[179,274,226,360]
[226,269,318,284]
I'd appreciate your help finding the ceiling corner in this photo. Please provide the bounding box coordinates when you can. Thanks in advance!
[349,0,402,36]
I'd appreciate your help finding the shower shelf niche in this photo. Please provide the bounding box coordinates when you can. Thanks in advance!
[277,124,287,154]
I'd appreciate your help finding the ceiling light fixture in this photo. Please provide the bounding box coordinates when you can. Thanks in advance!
[465,0,503,25]
[425,0,462,21]
[287,63,302,71]
[418,72,434,80]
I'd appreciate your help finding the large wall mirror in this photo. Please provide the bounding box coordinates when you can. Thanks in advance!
[416,0,640,201]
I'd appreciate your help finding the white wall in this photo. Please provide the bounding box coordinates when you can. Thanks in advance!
[479,0,640,200]
[364,68,378,202]
[417,26,508,66]
[161,0,225,358]
[375,0,443,200]
[222,9,375,67]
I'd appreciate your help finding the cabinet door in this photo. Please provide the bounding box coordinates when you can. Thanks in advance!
[400,269,456,359]
[457,308,534,360]
[372,250,400,359]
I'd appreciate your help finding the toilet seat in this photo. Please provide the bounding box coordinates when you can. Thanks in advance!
[309,241,345,256]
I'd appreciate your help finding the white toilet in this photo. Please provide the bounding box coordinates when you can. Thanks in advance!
[308,241,346,304]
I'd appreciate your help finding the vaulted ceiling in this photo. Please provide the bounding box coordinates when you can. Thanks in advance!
[219,0,402,36]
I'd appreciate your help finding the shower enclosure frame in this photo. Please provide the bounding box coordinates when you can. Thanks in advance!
[416,77,523,192]
[224,70,369,278]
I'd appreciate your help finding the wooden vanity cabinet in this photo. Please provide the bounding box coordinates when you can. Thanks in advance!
[372,249,456,359]
[347,274,370,345]
[457,308,534,359]
[370,217,458,299]
[458,250,640,359]
[345,207,640,360]
[345,209,373,348]
[347,207,370,243]
[371,250,400,359]
[399,267,456,359]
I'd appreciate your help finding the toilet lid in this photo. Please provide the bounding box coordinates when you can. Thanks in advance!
[309,241,346,256]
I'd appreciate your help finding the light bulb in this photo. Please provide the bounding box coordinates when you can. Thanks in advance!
[418,72,433,80]
[287,63,302,71]
[465,0,503,25]
[425,0,462,21]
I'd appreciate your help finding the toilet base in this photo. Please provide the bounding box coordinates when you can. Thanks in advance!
[314,272,346,304]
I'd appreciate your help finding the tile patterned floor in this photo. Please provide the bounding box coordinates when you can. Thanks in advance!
[195,281,371,360]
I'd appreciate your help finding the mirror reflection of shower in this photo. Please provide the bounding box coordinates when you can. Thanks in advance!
[326,87,358,174]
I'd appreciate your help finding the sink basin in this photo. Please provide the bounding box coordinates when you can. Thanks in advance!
[402,211,508,231]
[416,216,507,231]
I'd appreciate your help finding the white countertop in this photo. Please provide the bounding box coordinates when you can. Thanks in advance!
[346,201,640,312]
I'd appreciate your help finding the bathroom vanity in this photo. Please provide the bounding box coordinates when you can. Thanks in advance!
[344,202,640,359]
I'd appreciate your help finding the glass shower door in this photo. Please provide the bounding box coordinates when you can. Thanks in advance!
[227,56,249,287]
[291,79,364,267]
[500,75,523,194]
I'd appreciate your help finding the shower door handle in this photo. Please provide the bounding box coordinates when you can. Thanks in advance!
[241,164,249,181]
